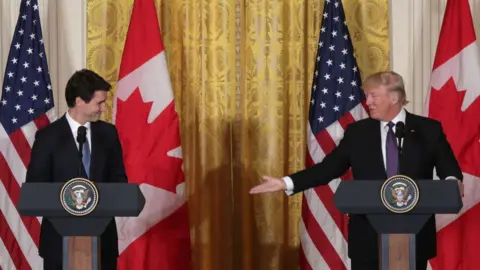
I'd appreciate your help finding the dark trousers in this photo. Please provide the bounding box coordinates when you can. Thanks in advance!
[43,255,117,270]
[351,258,428,270]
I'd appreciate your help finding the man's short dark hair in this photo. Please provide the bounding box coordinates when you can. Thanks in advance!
[65,69,112,108]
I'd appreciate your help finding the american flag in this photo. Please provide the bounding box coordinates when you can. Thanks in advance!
[0,0,56,269]
[299,0,369,269]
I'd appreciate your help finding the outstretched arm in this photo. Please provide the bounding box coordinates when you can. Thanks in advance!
[288,125,352,194]
[250,125,352,195]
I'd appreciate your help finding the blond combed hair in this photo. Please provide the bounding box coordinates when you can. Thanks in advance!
[363,71,409,105]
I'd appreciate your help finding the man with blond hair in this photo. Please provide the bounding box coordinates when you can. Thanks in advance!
[250,71,464,269]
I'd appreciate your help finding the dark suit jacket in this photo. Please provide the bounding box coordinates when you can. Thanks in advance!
[25,114,127,261]
[289,111,462,261]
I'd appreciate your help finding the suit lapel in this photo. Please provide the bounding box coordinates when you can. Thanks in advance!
[89,122,105,182]
[399,112,416,174]
[58,115,88,178]
[367,119,388,179]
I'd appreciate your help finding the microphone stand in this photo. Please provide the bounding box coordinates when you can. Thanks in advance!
[76,126,87,179]
[397,136,403,175]
[394,122,415,270]
[64,127,98,270]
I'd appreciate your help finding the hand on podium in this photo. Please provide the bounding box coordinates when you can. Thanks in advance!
[249,176,286,194]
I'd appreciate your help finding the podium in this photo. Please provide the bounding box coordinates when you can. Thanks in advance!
[334,176,463,270]
[18,179,146,270]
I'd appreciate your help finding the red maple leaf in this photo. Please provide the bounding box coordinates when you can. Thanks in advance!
[115,88,184,193]
[428,77,480,177]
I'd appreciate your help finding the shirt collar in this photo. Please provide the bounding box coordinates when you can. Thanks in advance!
[380,109,406,130]
[66,111,91,132]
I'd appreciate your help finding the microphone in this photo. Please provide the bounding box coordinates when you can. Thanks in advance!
[394,121,405,175]
[77,126,87,177]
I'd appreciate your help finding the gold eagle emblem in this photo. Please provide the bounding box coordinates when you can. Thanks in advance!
[390,182,412,207]
[69,189,90,209]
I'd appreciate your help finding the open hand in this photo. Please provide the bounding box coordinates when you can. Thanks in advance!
[249,176,287,194]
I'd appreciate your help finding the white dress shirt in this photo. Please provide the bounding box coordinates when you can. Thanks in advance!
[65,111,92,152]
[282,109,454,195]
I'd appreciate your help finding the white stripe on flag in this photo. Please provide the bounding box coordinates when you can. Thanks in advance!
[46,108,57,123]
[304,189,350,269]
[21,121,38,148]
[350,103,368,121]
[0,181,42,268]
[0,125,27,188]
[0,236,16,270]
[299,217,329,270]
[325,121,344,146]
[306,123,325,164]
[328,178,342,193]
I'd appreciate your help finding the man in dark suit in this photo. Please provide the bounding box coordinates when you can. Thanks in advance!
[25,69,127,270]
[250,71,464,270]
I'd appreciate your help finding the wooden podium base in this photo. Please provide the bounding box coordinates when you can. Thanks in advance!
[66,237,100,270]
[379,234,413,270]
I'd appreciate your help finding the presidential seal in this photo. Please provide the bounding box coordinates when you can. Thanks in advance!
[380,175,419,213]
[60,178,99,216]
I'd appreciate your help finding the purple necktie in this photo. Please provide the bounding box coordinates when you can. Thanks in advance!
[386,122,398,177]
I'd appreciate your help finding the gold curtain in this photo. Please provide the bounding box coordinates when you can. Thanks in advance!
[86,0,389,269]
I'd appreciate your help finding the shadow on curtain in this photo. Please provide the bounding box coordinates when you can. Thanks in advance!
[85,0,389,269]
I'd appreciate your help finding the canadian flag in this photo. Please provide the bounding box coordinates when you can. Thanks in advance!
[425,0,480,269]
[112,0,191,269]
